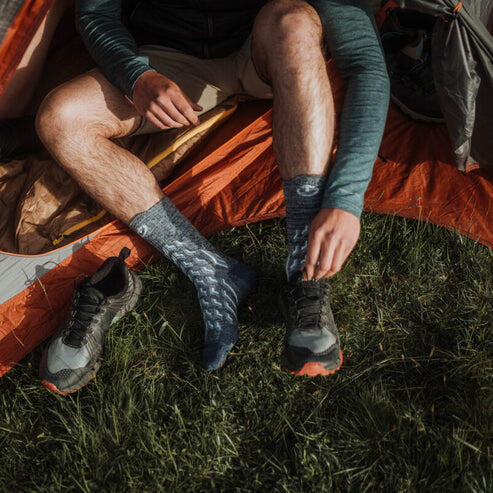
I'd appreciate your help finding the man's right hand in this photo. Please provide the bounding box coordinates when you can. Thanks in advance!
[132,71,203,129]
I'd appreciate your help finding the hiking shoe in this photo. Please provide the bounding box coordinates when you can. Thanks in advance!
[40,247,142,394]
[380,8,444,123]
[279,272,342,376]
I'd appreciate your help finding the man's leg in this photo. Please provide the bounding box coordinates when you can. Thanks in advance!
[36,70,162,220]
[36,69,255,379]
[251,0,342,376]
[252,0,335,279]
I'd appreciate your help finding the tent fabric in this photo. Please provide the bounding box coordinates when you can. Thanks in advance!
[0,231,100,306]
[395,0,493,169]
[0,1,24,44]
[1,4,492,377]
[0,101,238,254]
[0,0,54,94]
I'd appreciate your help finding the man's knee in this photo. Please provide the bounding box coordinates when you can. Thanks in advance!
[35,86,89,145]
[35,76,126,146]
[252,0,323,79]
[253,0,322,51]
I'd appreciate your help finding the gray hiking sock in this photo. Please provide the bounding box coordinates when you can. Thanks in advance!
[130,197,255,370]
[283,175,327,280]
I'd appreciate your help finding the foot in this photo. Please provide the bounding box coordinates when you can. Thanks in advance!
[0,116,42,161]
[198,260,256,370]
[39,248,142,394]
[279,271,342,376]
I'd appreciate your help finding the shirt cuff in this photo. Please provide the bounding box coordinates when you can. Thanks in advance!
[321,194,363,219]
[124,60,156,99]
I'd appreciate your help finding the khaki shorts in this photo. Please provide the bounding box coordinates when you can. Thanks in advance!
[132,36,273,135]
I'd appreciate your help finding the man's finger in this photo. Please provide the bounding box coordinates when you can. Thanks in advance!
[157,98,190,126]
[314,240,335,279]
[328,242,351,277]
[175,101,199,126]
[182,92,203,113]
[144,111,166,130]
[149,102,183,128]
[174,96,201,125]
[305,233,322,280]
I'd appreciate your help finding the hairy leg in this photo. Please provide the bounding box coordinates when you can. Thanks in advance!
[251,0,334,180]
[0,0,70,119]
[251,1,342,377]
[252,0,336,279]
[36,69,163,223]
[36,68,255,370]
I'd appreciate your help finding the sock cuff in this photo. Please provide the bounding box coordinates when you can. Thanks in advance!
[283,174,327,188]
[283,174,327,210]
[129,196,171,237]
[283,174,327,196]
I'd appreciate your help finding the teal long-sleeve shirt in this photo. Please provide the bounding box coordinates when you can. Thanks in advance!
[75,0,390,219]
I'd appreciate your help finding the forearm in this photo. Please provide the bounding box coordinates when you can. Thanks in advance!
[311,0,390,218]
[75,0,154,98]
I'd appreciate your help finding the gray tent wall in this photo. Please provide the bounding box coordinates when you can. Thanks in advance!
[398,0,493,169]
[0,0,26,45]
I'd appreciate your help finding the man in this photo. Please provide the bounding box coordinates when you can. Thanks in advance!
[37,0,389,393]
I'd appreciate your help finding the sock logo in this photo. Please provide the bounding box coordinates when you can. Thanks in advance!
[297,184,321,197]
[136,224,149,236]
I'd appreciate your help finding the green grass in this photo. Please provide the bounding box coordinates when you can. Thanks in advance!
[1,213,492,492]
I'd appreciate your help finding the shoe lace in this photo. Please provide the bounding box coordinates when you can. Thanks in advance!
[290,281,325,331]
[63,281,104,347]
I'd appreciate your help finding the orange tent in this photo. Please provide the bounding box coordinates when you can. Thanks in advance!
[0,0,492,378]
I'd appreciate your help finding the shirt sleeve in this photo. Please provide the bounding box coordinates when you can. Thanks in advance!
[311,0,390,218]
[75,0,155,98]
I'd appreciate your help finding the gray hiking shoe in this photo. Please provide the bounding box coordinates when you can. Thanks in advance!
[40,247,142,394]
[279,271,342,376]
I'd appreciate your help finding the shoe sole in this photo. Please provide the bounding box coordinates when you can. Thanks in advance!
[40,361,101,395]
[40,272,142,395]
[284,350,343,377]
[279,289,343,378]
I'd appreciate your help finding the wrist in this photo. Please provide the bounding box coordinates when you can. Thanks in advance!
[130,69,157,100]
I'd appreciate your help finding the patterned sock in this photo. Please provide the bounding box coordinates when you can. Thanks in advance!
[283,175,327,280]
[130,197,255,370]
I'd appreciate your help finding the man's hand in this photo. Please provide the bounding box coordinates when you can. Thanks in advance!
[132,71,203,130]
[304,208,360,280]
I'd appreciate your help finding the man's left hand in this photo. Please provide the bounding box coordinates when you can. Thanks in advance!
[304,208,360,280]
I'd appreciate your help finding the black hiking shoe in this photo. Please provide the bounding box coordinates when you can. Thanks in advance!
[39,248,142,394]
[0,116,42,161]
[381,8,444,123]
[279,272,342,376]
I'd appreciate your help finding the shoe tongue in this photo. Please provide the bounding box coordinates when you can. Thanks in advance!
[290,270,305,283]
[291,271,323,286]
[79,283,105,302]
[89,256,120,285]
